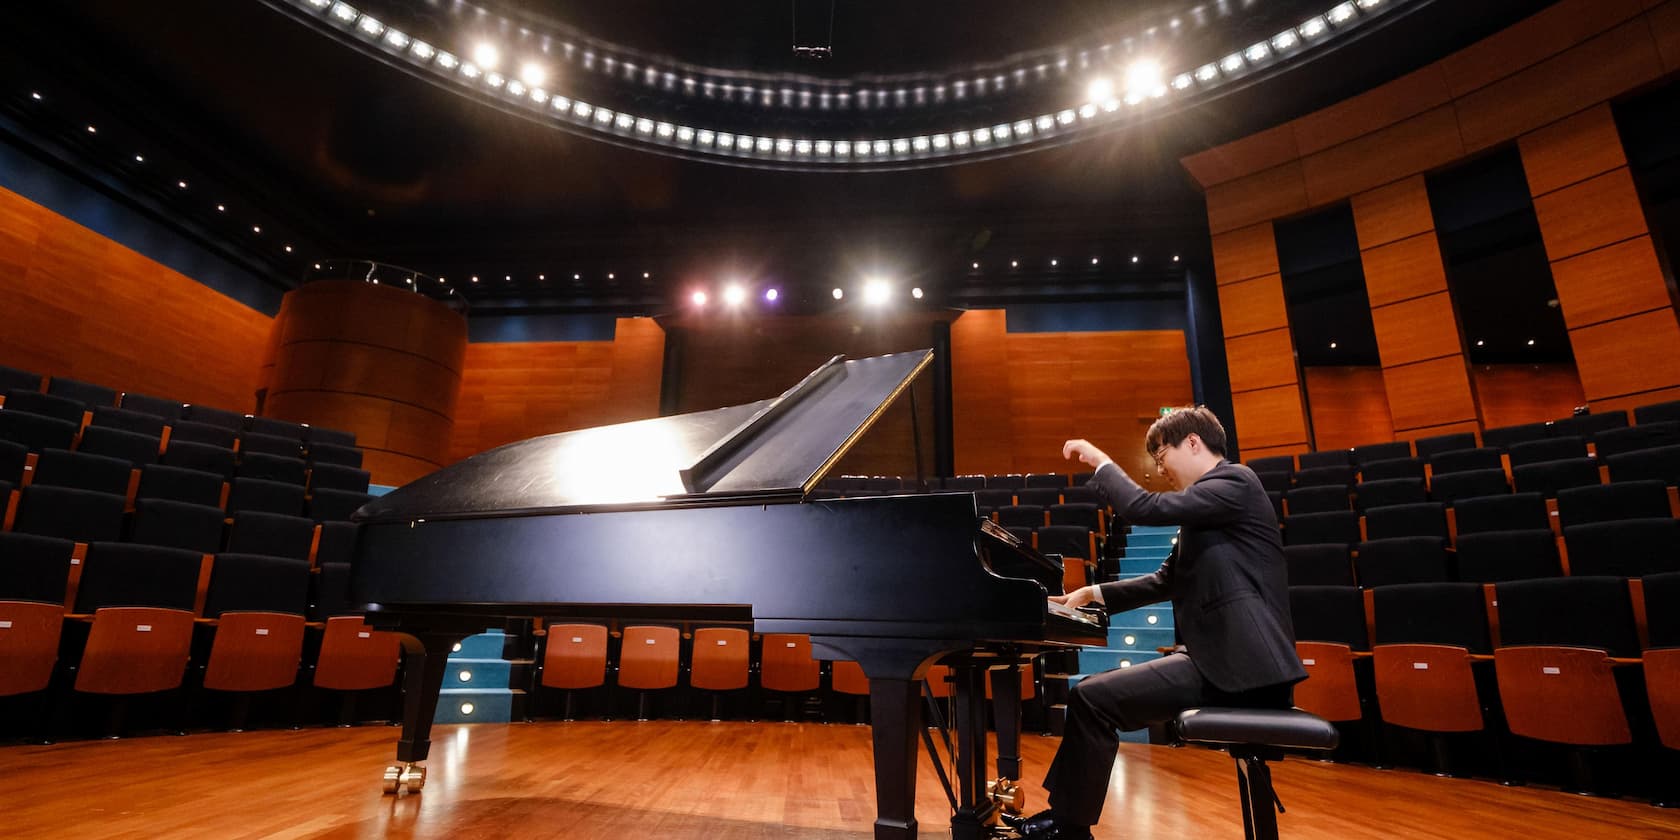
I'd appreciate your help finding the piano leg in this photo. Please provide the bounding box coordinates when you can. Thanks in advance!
[383,631,466,795]
[949,663,999,840]
[989,664,1024,782]
[868,677,924,840]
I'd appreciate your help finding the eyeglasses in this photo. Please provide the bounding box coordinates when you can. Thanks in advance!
[1151,446,1170,472]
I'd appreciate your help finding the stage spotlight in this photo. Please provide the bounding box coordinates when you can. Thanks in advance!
[765,288,779,302]
[911,287,924,300]
[691,290,708,306]
[1086,77,1114,103]
[472,43,501,70]
[723,285,747,306]
[520,62,547,87]
[832,287,844,300]
[1124,59,1163,98]
[863,278,891,305]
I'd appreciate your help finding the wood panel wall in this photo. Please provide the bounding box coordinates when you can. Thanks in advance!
[1210,223,1310,461]
[670,311,943,479]
[1302,367,1394,451]
[1471,364,1588,430]
[266,281,467,486]
[950,310,1193,486]
[1520,105,1680,411]
[1182,0,1680,438]
[0,186,271,411]
[448,317,665,464]
[1351,176,1480,440]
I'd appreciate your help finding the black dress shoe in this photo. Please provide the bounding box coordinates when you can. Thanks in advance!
[1000,809,1091,840]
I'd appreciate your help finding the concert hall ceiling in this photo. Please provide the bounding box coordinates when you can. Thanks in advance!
[1,0,1553,314]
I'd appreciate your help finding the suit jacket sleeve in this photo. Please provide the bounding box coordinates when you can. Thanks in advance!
[1095,543,1175,614]
[1089,460,1246,528]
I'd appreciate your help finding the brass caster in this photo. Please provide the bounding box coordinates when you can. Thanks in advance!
[382,765,402,795]
[986,778,1026,815]
[398,763,427,793]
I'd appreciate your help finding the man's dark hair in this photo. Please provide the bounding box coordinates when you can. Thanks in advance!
[1146,406,1228,458]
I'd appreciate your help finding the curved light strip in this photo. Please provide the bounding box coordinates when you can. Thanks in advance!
[288,0,1406,169]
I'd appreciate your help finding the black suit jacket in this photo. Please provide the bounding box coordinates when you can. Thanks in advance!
[1091,459,1306,693]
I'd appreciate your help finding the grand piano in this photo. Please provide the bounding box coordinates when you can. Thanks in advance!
[350,348,1108,839]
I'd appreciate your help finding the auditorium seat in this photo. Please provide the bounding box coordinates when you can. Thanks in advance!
[1267,491,1284,522]
[226,511,316,562]
[943,475,986,492]
[310,615,402,715]
[314,521,357,566]
[1606,445,1680,486]
[1641,572,1680,756]
[1288,586,1373,756]
[227,477,306,516]
[1037,524,1097,593]
[305,441,364,469]
[13,486,125,543]
[1593,422,1680,459]
[240,432,305,460]
[0,600,62,699]
[118,392,185,423]
[1284,486,1351,515]
[135,464,224,508]
[1562,519,1680,577]
[181,404,245,431]
[167,420,239,450]
[1354,478,1427,511]
[1428,447,1504,476]
[1357,457,1425,482]
[1555,480,1671,529]
[161,439,236,478]
[1060,485,1100,506]
[3,389,86,425]
[1551,411,1628,439]
[1283,544,1354,587]
[1351,441,1411,465]
[539,623,609,720]
[30,448,131,496]
[1510,457,1601,497]
[1355,537,1451,587]
[0,364,44,394]
[1363,502,1449,541]
[77,425,161,465]
[1046,502,1101,533]
[1297,450,1352,470]
[1414,432,1478,461]
[200,553,312,720]
[309,562,355,621]
[0,531,76,606]
[1493,576,1640,791]
[1293,465,1357,489]
[617,624,682,720]
[829,659,870,722]
[1024,472,1067,488]
[1429,469,1510,504]
[127,498,226,554]
[1453,530,1562,583]
[1283,511,1360,547]
[308,488,373,522]
[88,405,166,437]
[689,626,751,721]
[1505,436,1587,467]
[1635,400,1680,426]
[1482,421,1553,449]
[0,408,79,452]
[759,632,821,721]
[1246,455,1295,475]
[974,488,1015,510]
[995,505,1044,529]
[246,415,307,442]
[237,452,308,486]
[1,439,26,484]
[71,543,202,732]
[1256,470,1291,493]
[1369,582,1496,777]
[1013,487,1057,508]
[1451,492,1548,535]
[46,376,117,408]
[305,425,357,447]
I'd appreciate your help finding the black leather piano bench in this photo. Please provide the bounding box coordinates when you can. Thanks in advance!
[1170,707,1339,840]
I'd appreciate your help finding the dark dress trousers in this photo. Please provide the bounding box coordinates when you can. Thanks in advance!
[1042,459,1306,826]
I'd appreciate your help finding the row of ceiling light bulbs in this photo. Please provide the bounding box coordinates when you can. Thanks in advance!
[294,0,1396,166]
[690,279,923,308]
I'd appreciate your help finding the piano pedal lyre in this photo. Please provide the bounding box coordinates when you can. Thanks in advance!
[986,777,1025,815]
[382,762,427,795]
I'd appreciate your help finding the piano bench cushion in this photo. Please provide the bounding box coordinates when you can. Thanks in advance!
[1171,707,1340,752]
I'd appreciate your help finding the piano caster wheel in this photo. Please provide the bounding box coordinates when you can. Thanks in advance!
[986,778,1026,815]
[382,763,427,795]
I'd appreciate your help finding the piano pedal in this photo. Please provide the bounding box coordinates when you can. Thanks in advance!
[986,777,1026,815]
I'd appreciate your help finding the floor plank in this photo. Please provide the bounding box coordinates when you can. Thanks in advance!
[2,721,1676,838]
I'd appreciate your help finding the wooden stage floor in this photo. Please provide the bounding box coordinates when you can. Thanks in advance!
[3,720,1676,839]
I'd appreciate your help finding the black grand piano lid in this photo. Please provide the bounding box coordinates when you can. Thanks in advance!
[354,348,934,522]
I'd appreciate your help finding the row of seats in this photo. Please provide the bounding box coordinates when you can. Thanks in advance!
[1289,574,1680,787]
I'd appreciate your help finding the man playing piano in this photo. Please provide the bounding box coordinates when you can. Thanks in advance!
[1004,406,1306,840]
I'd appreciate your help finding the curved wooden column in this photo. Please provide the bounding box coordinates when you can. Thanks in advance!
[264,280,467,486]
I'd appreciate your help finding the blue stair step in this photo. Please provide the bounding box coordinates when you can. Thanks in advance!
[1124,532,1178,549]
[452,630,507,659]
[1118,557,1167,574]
[435,688,519,724]
[1105,626,1174,651]
[1110,604,1173,630]
[1076,647,1164,674]
[447,658,512,689]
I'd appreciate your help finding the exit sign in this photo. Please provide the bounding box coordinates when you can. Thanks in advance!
[1159,407,1175,417]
